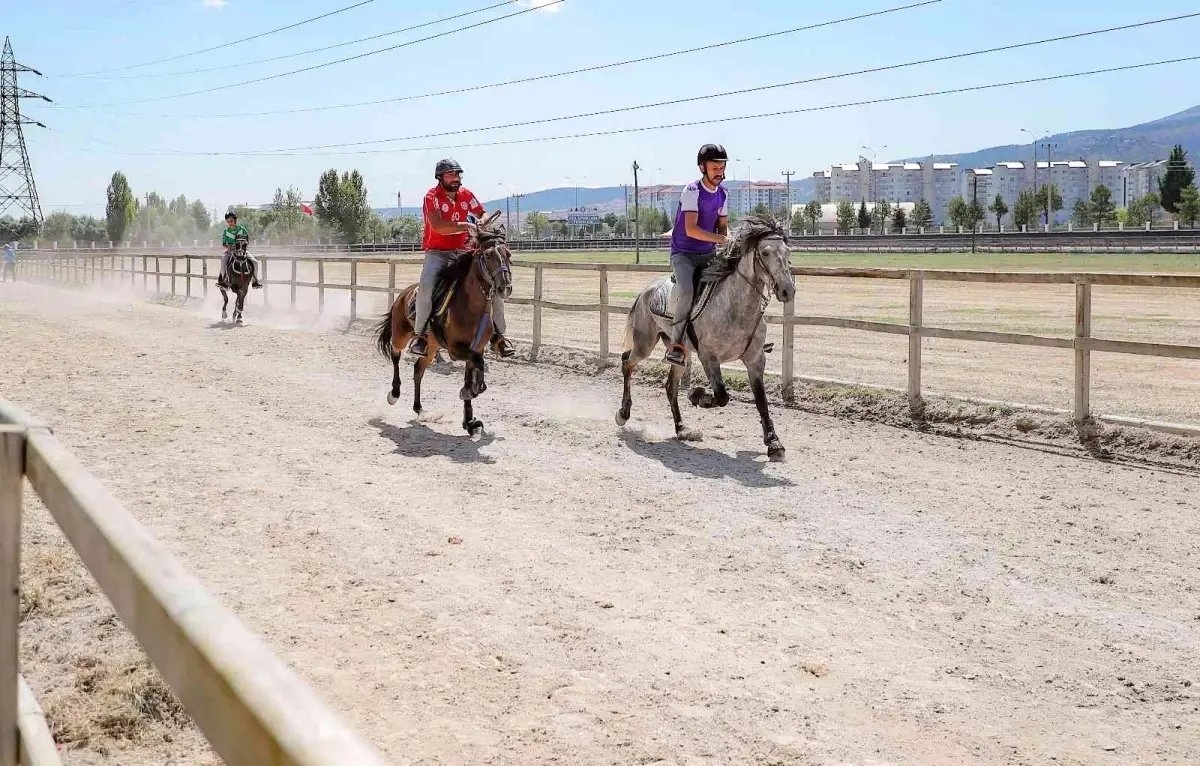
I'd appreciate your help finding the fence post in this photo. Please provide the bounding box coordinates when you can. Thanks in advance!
[318,260,325,313]
[531,265,544,361]
[155,257,161,293]
[202,258,208,297]
[290,260,297,310]
[598,267,609,367]
[908,271,924,419]
[1074,281,1092,423]
[261,258,269,306]
[171,257,177,296]
[186,256,192,298]
[0,426,24,766]
[782,296,795,400]
[349,261,357,323]
[387,262,396,307]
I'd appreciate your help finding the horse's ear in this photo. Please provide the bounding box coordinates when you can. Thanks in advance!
[483,210,502,228]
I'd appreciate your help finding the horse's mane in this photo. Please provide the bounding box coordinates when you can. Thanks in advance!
[442,219,508,283]
[700,212,786,283]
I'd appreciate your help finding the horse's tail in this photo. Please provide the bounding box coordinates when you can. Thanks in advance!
[373,304,395,359]
[622,292,643,353]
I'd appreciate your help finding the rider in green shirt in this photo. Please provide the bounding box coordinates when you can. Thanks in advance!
[218,211,261,289]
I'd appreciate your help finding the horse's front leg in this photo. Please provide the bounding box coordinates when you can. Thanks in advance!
[219,287,228,320]
[411,354,430,414]
[667,364,701,442]
[688,353,729,409]
[743,347,784,461]
[460,355,484,437]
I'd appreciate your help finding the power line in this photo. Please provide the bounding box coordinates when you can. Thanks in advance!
[219,12,1200,154]
[66,0,942,115]
[60,56,1200,157]
[59,0,563,107]
[57,0,380,77]
[60,0,518,80]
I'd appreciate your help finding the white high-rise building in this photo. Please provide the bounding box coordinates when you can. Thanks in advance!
[927,163,959,225]
[1090,160,1123,203]
[812,170,831,203]
[960,168,994,209]
[1121,160,1169,207]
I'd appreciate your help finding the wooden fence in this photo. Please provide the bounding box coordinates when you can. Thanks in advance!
[0,399,388,765]
[13,252,1200,437]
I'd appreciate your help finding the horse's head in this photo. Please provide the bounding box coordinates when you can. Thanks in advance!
[232,235,249,257]
[471,209,513,299]
[731,213,795,304]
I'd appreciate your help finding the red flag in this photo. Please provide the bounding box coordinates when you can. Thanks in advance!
[300,202,313,215]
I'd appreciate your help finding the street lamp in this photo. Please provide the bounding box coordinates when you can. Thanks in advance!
[862,144,887,232]
[736,157,760,214]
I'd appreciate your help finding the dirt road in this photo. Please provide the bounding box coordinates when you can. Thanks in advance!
[2,281,1198,765]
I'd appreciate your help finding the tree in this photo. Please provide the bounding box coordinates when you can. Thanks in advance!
[190,200,210,233]
[1126,192,1162,227]
[874,200,891,234]
[1158,144,1195,214]
[856,199,872,234]
[891,206,907,233]
[750,202,771,217]
[835,201,855,234]
[947,196,968,229]
[602,213,618,229]
[804,199,822,232]
[525,211,549,238]
[313,169,371,242]
[1071,198,1093,228]
[909,199,933,230]
[1177,184,1200,228]
[1036,184,1063,225]
[1012,188,1040,230]
[390,216,421,241]
[271,186,305,234]
[105,171,137,244]
[988,194,1009,228]
[1089,185,1117,227]
[791,208,806,233]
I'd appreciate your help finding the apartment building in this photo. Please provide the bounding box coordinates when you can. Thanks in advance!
[1121,159,1168,206]
[960,168,994,208]
[812,170,831,203]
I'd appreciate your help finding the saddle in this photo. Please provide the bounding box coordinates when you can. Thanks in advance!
[406,278,458,326]
[648,268,719,323]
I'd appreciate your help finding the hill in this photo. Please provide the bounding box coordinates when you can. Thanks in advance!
[897,104,1200,167]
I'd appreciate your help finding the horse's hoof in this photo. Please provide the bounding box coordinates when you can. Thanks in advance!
[676,427,703,442]
[768,443,786,462]
[387,392,399,406]
[615,410,629,427]
[466,420,483,437]
[220,312,227,320]
[688,387,706,407]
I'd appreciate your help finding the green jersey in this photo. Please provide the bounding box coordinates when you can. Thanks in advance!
[222,224,249,247]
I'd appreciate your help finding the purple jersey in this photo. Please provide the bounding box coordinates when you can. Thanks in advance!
[670,180,728,254]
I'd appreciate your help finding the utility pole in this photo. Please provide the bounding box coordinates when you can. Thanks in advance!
[0,37,50,237]
[970,174,979,253]
[622,183,629,239]
[633,161,641,265]
[781,169,794,230]
[513,192,524,240]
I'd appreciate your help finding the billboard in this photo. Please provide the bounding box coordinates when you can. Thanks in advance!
[567,213,603,226]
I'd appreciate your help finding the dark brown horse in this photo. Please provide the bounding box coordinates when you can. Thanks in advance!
[219,235,253,324]
[374,210,513,436]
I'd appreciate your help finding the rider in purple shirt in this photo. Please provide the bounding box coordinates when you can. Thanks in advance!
[664,143,730,366]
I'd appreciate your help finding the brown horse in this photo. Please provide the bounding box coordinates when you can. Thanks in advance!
[373,210,513,436]
[219,235,253,324]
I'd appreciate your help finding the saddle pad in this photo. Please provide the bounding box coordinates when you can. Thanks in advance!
[405,281,457,322]
[648,279,716,322]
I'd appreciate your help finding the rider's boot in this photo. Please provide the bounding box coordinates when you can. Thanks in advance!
[251,263,262,289]
[491,333,516,358]
[663,342,687,367]
[407,332,430,357]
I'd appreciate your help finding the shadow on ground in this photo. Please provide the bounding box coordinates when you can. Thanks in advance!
[369,417,500,464]
[619,430,794,489]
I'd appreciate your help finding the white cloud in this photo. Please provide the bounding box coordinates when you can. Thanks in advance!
[201,0,229,7]
[520,0,562,12]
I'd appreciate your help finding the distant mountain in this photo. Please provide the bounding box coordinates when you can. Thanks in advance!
[897,104,1200,168]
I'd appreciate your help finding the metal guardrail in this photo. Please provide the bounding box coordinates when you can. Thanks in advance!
[13,252,1200,437]
[0,400,389,766]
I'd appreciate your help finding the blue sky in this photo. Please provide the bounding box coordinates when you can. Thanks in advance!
[7,0,1200,215]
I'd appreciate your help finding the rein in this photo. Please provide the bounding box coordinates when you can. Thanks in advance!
[731,232,787,360]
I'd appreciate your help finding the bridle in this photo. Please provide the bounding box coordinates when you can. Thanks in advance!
[733,231,788,311]
[472,234,511,300]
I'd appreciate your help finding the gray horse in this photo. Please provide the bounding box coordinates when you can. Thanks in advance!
[616,213,796,461]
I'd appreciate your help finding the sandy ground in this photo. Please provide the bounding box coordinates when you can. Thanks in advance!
[35,255,1199,425]
[2,280,1199,765]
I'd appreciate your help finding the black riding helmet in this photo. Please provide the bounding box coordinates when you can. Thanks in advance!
[697,143,728,165]
[225,210,238,221]
[435,158,463,178]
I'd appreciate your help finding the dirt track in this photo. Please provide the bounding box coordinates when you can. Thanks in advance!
[2,280,1199,765]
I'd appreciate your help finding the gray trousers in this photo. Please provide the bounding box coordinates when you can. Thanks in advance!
[669,250,715,344]
[221,250,260,282]
[414,249,507,337]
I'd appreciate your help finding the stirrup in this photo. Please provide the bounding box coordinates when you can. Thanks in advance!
[492,334,516,358]
[407,334,429,356]
[663,343,687,367]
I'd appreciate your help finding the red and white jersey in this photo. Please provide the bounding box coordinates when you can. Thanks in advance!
[422,184,484,251]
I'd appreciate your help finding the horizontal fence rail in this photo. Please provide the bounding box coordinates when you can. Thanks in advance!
[0,400,388,766]
[11,252,1200,437]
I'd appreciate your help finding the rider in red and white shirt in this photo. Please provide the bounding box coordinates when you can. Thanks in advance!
[408,158,515,358]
